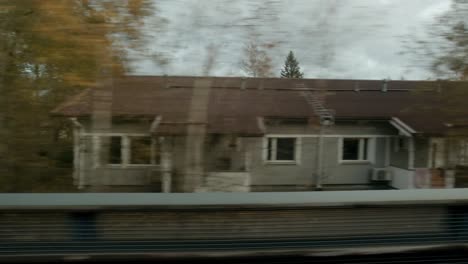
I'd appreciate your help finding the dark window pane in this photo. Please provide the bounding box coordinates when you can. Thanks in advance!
[399,138,407,150]
[363,138,368,160]
[276,138,295,161]
[130,137,152,164]
[343,138,359,160]
[109,137,121,164]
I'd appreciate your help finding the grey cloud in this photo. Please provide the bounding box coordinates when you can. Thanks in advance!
[133,0,452,80]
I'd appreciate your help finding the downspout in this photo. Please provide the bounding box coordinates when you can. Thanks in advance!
[149,115,162,166]
[299,89,334,190]
[316,125,324,190]
[298,89,335,190]
[149,115,172,193]
[70,118,85,189]
[160,137,172,193]
[408,136,415,170]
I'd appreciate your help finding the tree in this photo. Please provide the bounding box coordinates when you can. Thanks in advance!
[280,51,304,78]
[431,16,468,80]
[240,42,273,77]
[401,1,468,167]
[0,0,155,191]
[405,0,468,80]
[403,0,468,115]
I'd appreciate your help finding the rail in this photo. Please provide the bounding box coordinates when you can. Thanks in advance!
[3,190,468,262]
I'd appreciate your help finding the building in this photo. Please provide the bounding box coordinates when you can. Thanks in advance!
[52,76,468,192]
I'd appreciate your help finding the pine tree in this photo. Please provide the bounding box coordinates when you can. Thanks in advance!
[280,51,304,78]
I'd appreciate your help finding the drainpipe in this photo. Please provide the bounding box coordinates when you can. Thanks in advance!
[408,136,415,170]
[160,136,172,193]
[316,125,325,190]
[316,118,333,190]
[300,89,334,190]
[70,118,85,189]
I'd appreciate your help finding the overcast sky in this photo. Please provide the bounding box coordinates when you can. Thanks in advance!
[133,0,452,80]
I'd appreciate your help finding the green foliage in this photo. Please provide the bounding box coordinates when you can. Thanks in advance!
[280,51,304,78]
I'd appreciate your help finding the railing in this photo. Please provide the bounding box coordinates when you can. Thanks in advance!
[199,171,250,192]
[2,190,468,261]
[390,166,455,189]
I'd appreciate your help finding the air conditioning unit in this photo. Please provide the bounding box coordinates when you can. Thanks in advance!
[371,168,392,182]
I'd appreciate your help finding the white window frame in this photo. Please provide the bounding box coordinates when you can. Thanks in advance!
[263,136,301,164]
[338,137,375,164]
[94,134,158,168]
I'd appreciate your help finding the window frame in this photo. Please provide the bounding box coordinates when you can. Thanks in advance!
[100,134,159,168]
[129,136,155,165]
[108,136,123,165]
[338,137,374,164]
[263,136,301,164]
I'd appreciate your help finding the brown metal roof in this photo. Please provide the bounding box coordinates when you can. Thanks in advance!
[51,76,468,136]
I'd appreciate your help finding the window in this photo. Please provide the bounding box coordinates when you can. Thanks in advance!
[393,137,408,152]
[104,135,158,166]
[341,138,370,161]
[108,136,122,164]
[130,137,153,164]
[265,137,299,163]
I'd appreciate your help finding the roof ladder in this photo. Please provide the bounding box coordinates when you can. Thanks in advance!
[300,90,335,125]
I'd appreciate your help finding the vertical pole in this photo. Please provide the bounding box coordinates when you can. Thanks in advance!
[70,118,85,189]
[408,137,415,170]
[73,127,80,186]
[150,137,157,165]
[316,126,324,190]
[78,136,85,189]
[122,136,130,167]
[161,137,172,193]
[92,135,101,169]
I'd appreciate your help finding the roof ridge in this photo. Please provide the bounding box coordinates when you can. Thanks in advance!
[116,75,454,83]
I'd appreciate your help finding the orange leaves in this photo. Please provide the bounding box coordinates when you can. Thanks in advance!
[1,0,154,88]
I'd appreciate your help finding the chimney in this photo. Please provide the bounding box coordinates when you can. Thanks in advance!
[382,79,388,92]
[240,77,246,90]
[354,82,360,92]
